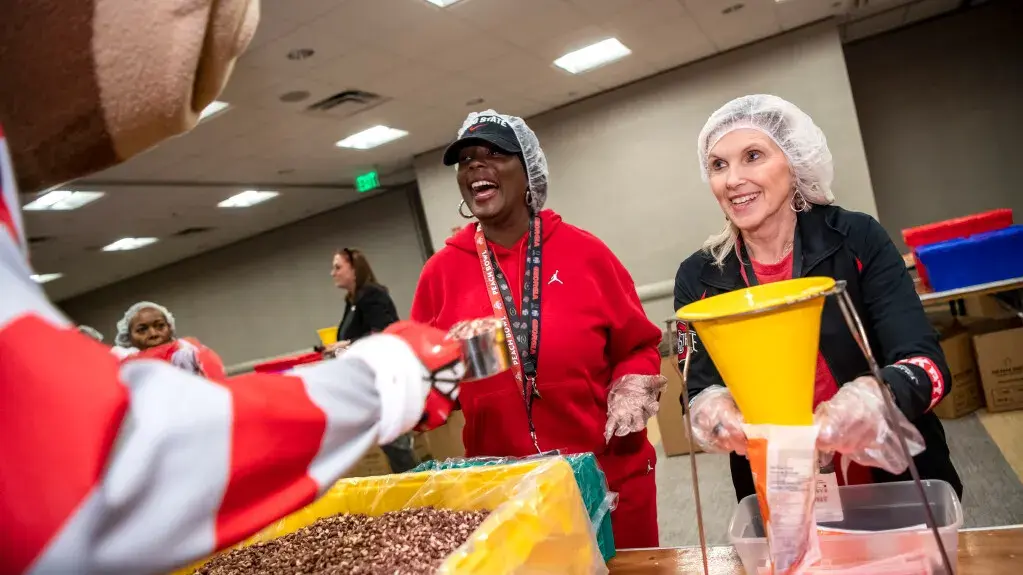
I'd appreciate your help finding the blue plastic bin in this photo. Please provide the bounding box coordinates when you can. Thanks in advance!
[916,225,1023,292]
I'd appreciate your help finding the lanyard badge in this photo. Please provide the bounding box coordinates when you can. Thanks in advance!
[474,215,544,452]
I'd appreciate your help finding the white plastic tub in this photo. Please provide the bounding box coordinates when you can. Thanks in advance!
[728,480,963,574]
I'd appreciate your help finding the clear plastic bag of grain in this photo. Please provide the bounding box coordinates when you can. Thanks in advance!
[177,457,606,575]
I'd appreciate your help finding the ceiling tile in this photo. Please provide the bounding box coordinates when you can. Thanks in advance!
[602,4,716,71]
[775,0,845,30]
[683,0,783,51]
[449,0,595,49]
[310,48,412,93]
[566,0,653,20]
[584,58,660,90]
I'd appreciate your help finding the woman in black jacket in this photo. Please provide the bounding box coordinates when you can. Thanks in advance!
[675,95,962,502]
[330,247,419,473]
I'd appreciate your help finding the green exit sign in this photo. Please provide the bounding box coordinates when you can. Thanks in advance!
[355,171,379,193]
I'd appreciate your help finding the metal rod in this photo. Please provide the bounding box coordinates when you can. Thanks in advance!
[666,320,710,575]
[833,286,954,575]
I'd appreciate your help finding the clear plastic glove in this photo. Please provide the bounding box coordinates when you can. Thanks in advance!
[323,340,352,359]
[689,385,748,455]
[603,374,668,443]
[815,376,925,475]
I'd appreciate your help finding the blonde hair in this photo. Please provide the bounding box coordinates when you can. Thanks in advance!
[703,220,741,268]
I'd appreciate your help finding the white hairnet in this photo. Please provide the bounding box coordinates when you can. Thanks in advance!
[115,301,176,348]
[77,325,104,342]
[697,94,835,205]
[457,110,549,212]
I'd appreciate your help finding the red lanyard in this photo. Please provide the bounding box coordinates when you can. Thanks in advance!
[474,216,543,451]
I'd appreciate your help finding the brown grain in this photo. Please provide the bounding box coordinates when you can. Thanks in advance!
[194,507,489,575]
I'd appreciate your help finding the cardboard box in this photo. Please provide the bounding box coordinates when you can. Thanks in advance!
[421,410,466,461]
[973,327,1023,413]
[963,295,1018,320]
[931,330,983,419]
[656,356,704,456]
[344,446,392,478]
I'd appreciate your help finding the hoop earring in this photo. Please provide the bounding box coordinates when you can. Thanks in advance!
[524,189,533,208]
[790,191,808,212]
[458,200,474,219]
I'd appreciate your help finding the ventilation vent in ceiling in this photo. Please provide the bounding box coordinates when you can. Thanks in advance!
[173,226,213,237]
[304,90,389,120]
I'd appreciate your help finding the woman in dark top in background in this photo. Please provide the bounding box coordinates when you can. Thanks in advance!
[330,247,419,472]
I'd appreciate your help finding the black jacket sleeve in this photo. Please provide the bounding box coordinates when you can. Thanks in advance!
[674,257,727,410]
[852,215,951,420]
[359,286,400,335]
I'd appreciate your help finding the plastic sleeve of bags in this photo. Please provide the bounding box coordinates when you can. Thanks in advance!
[177,457,608,575]
[411,452,619,563]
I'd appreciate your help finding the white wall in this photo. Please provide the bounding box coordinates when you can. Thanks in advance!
[845,1,1023,252]
[414,23,876,321]
[61,187,428,365]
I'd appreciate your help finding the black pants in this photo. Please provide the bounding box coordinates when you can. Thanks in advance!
[381,433,420,473]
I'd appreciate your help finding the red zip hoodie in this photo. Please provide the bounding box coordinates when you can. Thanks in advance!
[411,210,662,487]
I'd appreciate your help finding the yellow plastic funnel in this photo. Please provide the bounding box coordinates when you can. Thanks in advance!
[676,277,836,425]
[317,327,338,346]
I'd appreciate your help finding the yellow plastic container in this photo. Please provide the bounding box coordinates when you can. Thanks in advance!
[676,277,836,426]
[316,326,338,346]
[177,458,604,575]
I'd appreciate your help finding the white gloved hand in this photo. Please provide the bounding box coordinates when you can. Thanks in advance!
[344,334,430,445]
[690,385,748,455]
[815,376,925,474]
[604,374,667,443]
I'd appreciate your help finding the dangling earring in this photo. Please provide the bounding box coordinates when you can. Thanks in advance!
[790,190,808,212]
[458,200,474,219]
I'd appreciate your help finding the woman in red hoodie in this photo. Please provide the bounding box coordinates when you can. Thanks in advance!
[411,110,666,549]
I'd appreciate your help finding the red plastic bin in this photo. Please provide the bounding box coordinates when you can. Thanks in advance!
[902,209,1013,290]
[253,351,324,374]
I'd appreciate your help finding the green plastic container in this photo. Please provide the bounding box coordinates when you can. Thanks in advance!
[411,453,617,562]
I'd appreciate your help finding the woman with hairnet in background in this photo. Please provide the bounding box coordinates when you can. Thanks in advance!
[112,301,227,380]
[411,110,666,548]
[674,94,962,502]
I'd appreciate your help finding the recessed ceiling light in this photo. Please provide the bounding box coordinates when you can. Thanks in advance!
[30,273,63,284]
[218,190,280,208]
[199,100,230,122]
[102,237,158,252]
[423,0,463,6]
[553,38,632,74]
[23,190,104,211]
[336,126,409,150]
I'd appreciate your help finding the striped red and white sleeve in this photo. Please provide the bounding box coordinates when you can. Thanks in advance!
[0,131,422,574]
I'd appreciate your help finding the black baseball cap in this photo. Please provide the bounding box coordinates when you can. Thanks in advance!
[442,114,522,166]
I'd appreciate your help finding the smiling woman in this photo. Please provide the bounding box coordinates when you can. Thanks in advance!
[411,110,668,550]
[674,94,962,504]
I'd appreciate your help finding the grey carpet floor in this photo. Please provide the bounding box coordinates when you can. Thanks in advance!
[653,413,1023,547]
